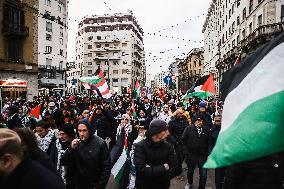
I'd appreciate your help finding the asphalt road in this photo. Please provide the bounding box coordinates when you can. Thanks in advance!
[106,165,215,189]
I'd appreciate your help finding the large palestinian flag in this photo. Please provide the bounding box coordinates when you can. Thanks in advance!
[183,74,216,100]
[80,69,112,99]
[111,127,128,183]
[204,33,284,168]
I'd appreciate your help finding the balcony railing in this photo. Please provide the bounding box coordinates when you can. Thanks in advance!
[2,21,29,37]
[38,65,66,72]
[216,22,284,69]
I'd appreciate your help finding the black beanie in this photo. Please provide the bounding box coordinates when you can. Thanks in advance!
[149,119,168,136]
[59,123,76,138]
[192,112,207,123]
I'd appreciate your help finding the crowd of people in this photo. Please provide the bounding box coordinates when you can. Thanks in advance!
[0,90,283,189]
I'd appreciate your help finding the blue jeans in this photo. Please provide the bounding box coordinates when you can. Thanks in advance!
[187,165,207,189]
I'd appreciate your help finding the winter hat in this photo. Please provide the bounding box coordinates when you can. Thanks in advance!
[199,101,207,108]
[192,112,206,123]
[149,119,168,136]
[0,128,21,157]
[77,118,94,135]
[59,123,76,138]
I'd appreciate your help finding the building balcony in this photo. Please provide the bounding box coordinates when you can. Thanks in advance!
[38,65,66,72]
[134,43,143,51]
[2,21,29,37]
[216,22,284,69]
[93,56,120,60]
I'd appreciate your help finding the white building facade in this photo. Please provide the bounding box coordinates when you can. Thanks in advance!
[203,0,284,94]
[38,0,68,90]
[67,13,146,94]
[145,73,152,88]
[154,71,168,88]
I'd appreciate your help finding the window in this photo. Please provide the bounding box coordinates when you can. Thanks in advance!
[113,70,119,74]
[45,0,51,6]
[96,44,101,48]
[45,46,52,54]
[113,78,118,82]
[88,53,92,57]
[60,49,63,56]
[232,4,234,14]
[46,21,52,32]
[237,16,240,25]
[232,21,235,32]
[257,14,263,26]
[122,43,127,47]
[114,61,119,65]
[237,35,240,43]
[88,45,92,49]
[242,29,246,38]
[46,33,52,41]
[249,22,253,34]
[123,61,127,65]
[105,44,109,47]
[229,9,231,18]
[121,78,128,83]
[122,69,128,74]
[59,61,63,69]
[59,38,63,45]
[232,39,235,47]
[237,0,240,7]
[281,5,284,22]
[113,52,118,57]
[249,0,253,13]
[58,5,62,13]
[88,62,92,65]
[60,27,63,37]
[88,70,92,75]
[97,36,101,40]
[46,58,52,66]
[243,8,246,20]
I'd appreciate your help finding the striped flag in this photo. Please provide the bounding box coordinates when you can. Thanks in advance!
[183,74,216,100]
[134,79,139,100]
[111,127,128,183]
[80,69,112,99]
[204,33,284,168]
[28,104,41,121]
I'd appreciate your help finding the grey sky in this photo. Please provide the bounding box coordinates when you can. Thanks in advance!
[67,0,211,75]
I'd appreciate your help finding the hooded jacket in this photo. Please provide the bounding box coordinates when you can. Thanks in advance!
[61,119,111,189]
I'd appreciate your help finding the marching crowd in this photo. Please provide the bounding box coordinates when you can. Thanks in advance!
[0,91,283,189]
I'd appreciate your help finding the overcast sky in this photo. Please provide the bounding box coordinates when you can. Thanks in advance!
[67,0,212,75]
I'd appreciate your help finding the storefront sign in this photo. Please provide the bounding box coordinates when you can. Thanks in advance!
[0,79,28,87]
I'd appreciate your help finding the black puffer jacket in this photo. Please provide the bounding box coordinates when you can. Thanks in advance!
[182,125,211,166]
[223,153,284,189]
[61,135,111,189]
[168,117,189,144]
[134,136,181,189]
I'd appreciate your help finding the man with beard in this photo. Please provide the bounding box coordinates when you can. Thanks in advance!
[50,123,76,185]
[134,119,181,189]
[183,113,211,189]
[61,119,111,189]
[0,128,65,189]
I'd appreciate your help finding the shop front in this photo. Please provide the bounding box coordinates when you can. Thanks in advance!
[0,79,28,100]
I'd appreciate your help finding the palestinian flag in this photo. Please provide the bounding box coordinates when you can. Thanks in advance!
[111,127,128,183]
[80,69,112,99]
[183,74,216,100]
[132,98,137,119]
[134,79,139,100]
[204,33,284,168]
[28,104,41,121]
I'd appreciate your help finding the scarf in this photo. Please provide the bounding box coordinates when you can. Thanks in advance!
[37,129,55,152]
[55,139,67,184]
